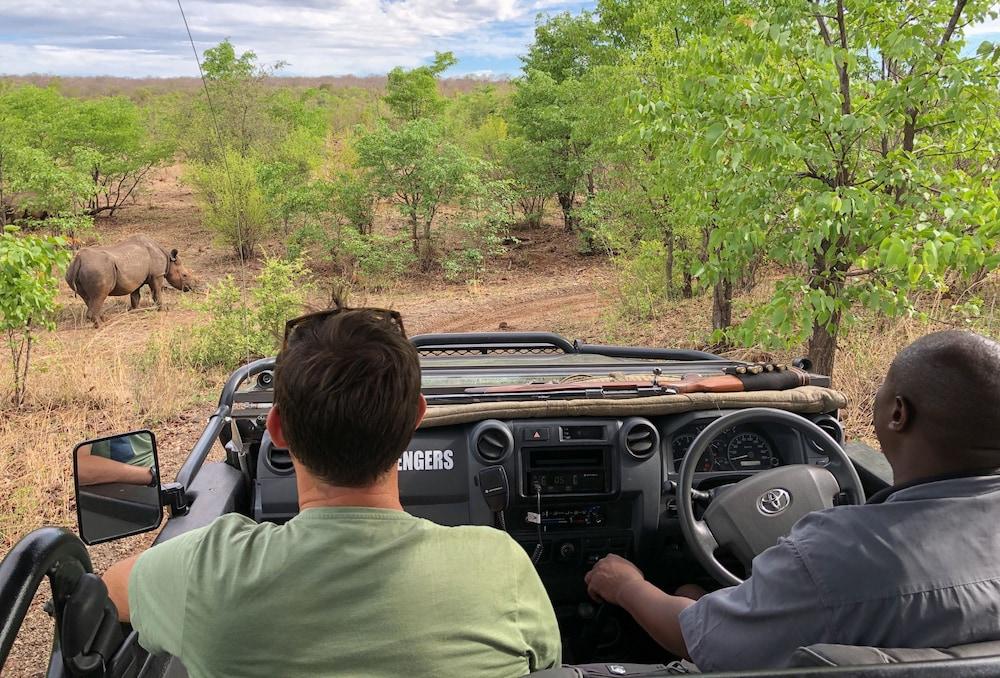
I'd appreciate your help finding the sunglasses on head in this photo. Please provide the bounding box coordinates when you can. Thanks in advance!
[282,306,406,351]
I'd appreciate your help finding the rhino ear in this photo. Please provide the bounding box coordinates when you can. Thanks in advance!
[169,249,178,262]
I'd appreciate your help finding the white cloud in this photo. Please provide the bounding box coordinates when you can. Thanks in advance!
[0,0,594,77]
[966,17,1000,35]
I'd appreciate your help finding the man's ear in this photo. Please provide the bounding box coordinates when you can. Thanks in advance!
[267,406,290,449]
[888,395,912,433]
[414,393,427,429]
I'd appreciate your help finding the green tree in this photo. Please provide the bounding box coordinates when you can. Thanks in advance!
[648,0,1000,375]
[509,10,611,232]
[384,52,457,121]
[191,150,271,259]
[71,96,173,217]
[330,172,377,235]
[0,227,70,407]
[355,119,475,264]
[0,86,91,221]
[188,39,289,161]
[0,85,167,223]
[186,257,313,369]
[499,136,551,228]
[507,70,590,231]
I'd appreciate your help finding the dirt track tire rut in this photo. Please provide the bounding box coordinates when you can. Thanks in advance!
[434,291,598,333]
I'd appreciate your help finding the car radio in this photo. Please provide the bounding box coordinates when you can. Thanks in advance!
[517,421,615,497]
[522,447,612,496]
[525,505,606,529]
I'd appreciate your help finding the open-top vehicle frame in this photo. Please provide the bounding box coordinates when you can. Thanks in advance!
[3,332,1000,678]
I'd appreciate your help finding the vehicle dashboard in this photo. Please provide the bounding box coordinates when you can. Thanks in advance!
[198,343,850,662]
[233,369,844,604]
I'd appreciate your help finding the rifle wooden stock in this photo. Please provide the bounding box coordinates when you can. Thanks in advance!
[464,367,811,396]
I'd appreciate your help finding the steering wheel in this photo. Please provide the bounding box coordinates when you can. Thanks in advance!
[677,408,865,586]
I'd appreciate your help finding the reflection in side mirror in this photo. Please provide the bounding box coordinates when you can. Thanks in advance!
[73,431,163,545]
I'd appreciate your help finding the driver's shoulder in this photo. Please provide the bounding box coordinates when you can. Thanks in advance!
[787,503,893,562]
[783,504,932,603]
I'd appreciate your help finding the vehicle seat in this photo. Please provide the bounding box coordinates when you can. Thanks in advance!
[790,640,1000,667]
[526,664,685,677]
[525,641,1000,676]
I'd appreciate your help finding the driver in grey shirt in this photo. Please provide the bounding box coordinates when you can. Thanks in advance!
[586,330,1000,671]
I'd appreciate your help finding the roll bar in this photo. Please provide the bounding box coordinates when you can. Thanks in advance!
[0,527,91,666]
[412,332,724,362]
[573,341,724,362]
[412,332,577,354]
[195,335,722,488]
[218,357,275,407]
[175,357,276,490]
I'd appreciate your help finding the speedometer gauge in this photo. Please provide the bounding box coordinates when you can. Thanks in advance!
[673,430,730,471]
[726,432,777,470]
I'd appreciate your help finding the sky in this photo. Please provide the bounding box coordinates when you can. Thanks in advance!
[0,1,997,79]
[0,0,596,79]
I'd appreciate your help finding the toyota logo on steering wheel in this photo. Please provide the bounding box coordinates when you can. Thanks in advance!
[757,488,791,515]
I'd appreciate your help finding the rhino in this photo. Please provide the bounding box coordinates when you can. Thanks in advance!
[1,191,49,222]
[65,235,194,328]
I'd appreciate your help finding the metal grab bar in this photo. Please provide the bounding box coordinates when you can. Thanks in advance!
[412,332,577,354]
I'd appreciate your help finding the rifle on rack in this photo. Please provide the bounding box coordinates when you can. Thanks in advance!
[460,364,812,398]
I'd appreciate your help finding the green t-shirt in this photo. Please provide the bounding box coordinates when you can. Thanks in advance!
[129,508,561,678]
[91,434,154,468]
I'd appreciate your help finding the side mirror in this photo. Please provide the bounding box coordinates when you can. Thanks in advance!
[73,431,163,545]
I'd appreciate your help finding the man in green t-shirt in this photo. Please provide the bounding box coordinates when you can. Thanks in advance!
[101,307,562,678]
[77,432,157,486]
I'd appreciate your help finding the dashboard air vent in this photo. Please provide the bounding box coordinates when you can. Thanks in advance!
[471,420,514,463]
[622,419,659,460]
[814,416,844,444]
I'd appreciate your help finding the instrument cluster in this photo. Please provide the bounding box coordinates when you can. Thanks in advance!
[671,423,780,473]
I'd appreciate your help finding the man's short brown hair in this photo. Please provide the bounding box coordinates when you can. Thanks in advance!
[274,308,421,486]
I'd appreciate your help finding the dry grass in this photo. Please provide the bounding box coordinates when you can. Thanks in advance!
[0,313,220,549]
[0,312,229,677]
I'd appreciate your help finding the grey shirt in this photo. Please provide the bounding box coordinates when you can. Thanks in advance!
[679,474,1000,671]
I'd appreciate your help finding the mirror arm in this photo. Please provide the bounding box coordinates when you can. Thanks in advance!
[159,482,189,517]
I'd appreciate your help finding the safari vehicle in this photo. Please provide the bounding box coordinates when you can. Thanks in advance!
[2,332,998,678]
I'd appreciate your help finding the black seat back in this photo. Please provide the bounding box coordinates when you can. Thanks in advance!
[791,640,1000,667]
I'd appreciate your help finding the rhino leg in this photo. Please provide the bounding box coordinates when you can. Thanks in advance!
[129,289,142,310]
[86,295,107,329]
[150,276,165,310]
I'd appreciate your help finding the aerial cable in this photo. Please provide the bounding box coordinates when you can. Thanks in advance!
[176,0,253,367]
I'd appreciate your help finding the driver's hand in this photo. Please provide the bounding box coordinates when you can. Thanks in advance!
[584,554,645,606]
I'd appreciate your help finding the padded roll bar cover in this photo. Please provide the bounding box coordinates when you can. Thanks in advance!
[421,386,847,429]
[791,641,1000,667]
[574,342,723,362]
[60,573,112,661]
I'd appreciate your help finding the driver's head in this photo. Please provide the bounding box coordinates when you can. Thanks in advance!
[875,330,1000,474]
[270,307,424,487]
